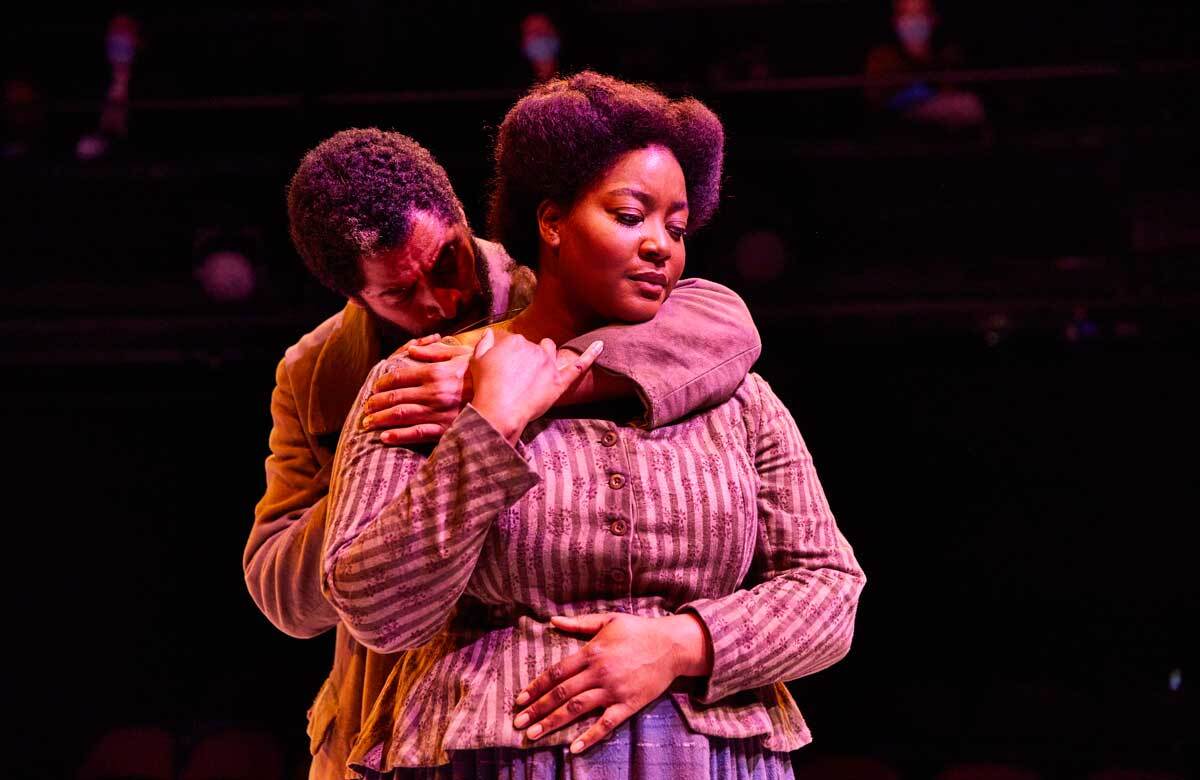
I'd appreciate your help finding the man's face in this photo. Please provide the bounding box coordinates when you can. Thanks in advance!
[354,210,480,337]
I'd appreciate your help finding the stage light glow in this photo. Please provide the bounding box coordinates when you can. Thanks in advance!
[196,250,256,302]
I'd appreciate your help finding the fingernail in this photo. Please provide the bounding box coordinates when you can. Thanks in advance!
[513,713,529,728]
[590,340,604,354]
[570,740,584,753]
[527,724,542,739]
[515,691,529,706]
[360,415,371,429]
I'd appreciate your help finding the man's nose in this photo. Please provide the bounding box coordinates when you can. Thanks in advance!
[413,282,446,320]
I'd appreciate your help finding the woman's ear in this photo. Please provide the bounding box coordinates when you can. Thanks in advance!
[536,199,563,249]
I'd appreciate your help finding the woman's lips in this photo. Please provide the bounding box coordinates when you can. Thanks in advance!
[629,271,668,285]
[628,271,668,297]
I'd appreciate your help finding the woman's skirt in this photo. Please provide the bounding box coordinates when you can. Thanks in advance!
[372,695,794,780]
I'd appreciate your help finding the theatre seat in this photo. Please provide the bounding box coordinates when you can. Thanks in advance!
[178,727,284,780]
[935,763,1041,780]
[77,725,175,780]
[794,754,901,780]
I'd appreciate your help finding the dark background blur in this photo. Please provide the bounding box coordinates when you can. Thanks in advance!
[3,1,1196,778]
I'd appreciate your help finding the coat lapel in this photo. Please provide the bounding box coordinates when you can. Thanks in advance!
[307,301,380,437]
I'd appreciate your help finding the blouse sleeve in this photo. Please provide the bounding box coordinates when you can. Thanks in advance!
[322,358,541,653]
[679,374,866,704]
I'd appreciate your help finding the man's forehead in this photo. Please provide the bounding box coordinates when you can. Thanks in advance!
[364,211,466,282]
[402,210,460,260]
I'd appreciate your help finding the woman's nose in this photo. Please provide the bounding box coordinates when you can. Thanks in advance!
[639,231,671,265]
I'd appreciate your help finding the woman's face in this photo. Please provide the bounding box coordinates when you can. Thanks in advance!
[550,144,689,324]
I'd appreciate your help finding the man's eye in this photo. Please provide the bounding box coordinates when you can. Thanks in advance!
[433,246,458,277]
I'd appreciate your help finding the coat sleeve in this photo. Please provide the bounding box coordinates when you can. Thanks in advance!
[322,359,541,653]
[243,357,342,638]
[563,277,761,428]
[679,374,866,704]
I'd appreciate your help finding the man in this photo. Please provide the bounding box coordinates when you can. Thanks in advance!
[243,127,761,778]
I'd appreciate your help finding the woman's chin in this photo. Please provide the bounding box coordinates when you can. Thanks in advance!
[606,298,665,324]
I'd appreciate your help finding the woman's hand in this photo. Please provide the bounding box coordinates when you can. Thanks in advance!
[512,612,713,753]
[469,328,603,445]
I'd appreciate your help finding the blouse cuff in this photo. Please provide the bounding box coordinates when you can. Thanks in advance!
[454,403,538,478]
[677,597,753,705]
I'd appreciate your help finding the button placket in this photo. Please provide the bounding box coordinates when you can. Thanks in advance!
[596,422,633,598]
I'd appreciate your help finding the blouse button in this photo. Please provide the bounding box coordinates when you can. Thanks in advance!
[600,431,619,447]
[607,473,626,490]
[610,568,626,582]
[610,519,629,536]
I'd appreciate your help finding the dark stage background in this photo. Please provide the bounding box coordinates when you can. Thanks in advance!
[3,2,1196,778]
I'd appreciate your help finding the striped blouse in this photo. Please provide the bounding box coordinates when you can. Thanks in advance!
[323,362,865,771]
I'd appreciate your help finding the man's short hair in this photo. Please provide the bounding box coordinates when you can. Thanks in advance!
[287,128,464,297]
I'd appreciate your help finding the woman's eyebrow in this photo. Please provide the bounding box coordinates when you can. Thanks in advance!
[606,187,688,213]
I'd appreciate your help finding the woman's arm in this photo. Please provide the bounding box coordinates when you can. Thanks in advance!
[679,374,866,703]
[322,366,539,652]
[322,332,602,652]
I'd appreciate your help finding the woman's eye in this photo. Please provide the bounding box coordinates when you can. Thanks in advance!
[615,212,642,226]
[668,225,687,240]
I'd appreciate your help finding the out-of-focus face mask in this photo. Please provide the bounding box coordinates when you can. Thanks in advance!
[522,34,560,64]
[895,15,934,50]
[106,31,137,66]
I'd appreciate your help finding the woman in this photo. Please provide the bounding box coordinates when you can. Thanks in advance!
[323,71,865,779]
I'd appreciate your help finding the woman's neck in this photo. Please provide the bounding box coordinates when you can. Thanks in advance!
[507,273,597,346]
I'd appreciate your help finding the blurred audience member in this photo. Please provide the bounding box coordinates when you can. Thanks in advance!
[2,75,47,160]
[520,12,561,82]
[708,41,772,85]
[77,13,140,160]
[865,0,985,131]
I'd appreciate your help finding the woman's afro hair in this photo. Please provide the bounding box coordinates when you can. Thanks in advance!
[487,71,724,268]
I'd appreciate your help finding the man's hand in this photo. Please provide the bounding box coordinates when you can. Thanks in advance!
[511,612,712,754]
[360,335,473,445]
